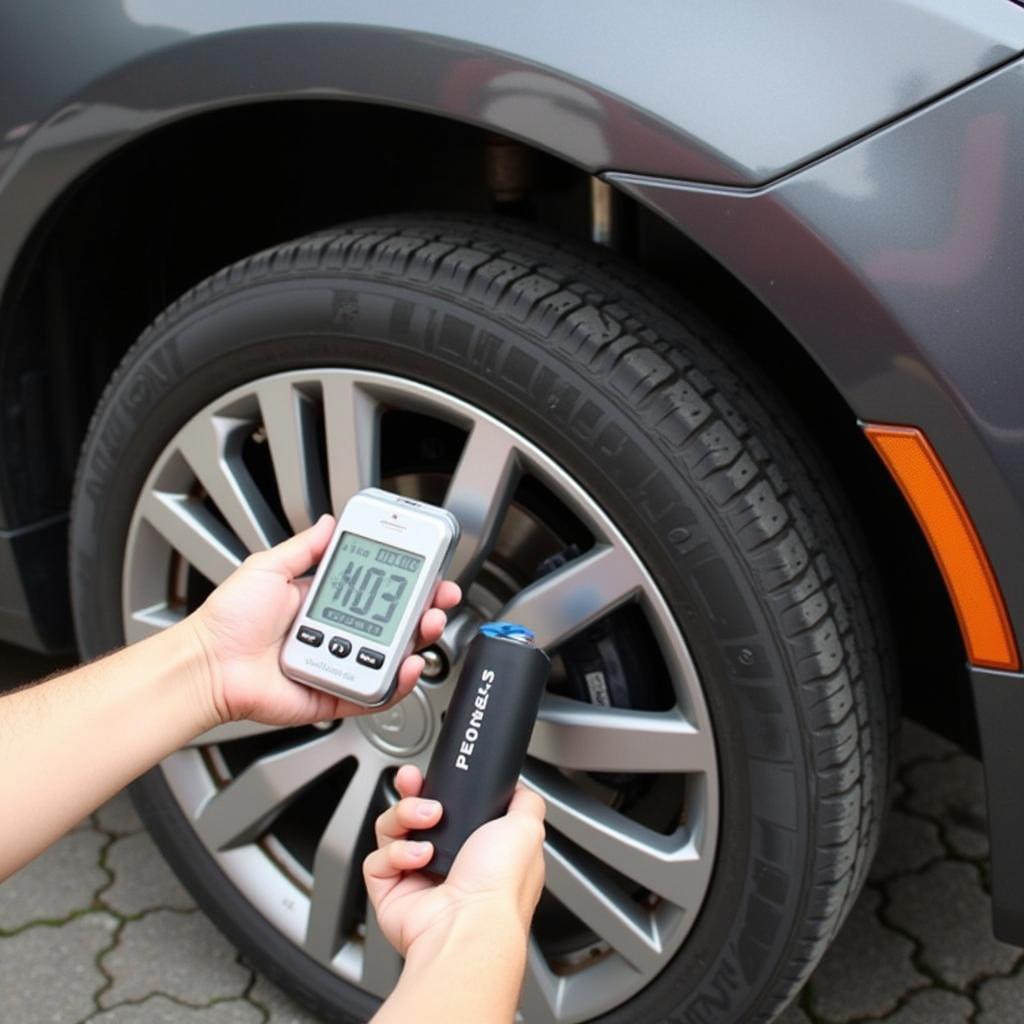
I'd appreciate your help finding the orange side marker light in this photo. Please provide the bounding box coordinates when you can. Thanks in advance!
[864,424,1018,671]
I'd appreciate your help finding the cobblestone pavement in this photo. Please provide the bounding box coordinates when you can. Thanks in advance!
[2,645,1022,1022]
[774,719,1024,1024]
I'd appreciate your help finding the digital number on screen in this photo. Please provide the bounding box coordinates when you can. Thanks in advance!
[308,533,424,645]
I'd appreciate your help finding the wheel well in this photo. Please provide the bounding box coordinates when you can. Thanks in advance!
[0,99,969,743]
[0,100,592,529]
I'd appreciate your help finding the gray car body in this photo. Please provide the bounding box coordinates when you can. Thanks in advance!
[2,0,1024,941]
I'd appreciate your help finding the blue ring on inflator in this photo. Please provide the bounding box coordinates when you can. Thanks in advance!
[478,621,536,641]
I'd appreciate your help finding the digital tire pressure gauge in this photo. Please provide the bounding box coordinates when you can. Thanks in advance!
[280,488,459,706]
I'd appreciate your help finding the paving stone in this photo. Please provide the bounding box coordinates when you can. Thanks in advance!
[95,789,144,834]
[899,720,958,765]
[104,831,195,916]
[904,752,990,859]
[0,913,117,1022]
[883,989,973,1024]
[806,888,926,1022]
[870,811,944,881]
[101,909,250,1007]
[249,974,325,1023]
[92,994,263,1023]
[0,827,107,930]
[886,861,1018,987]
[976,967,1024,1024]
[946,821,990,860]
[904,752,985,820]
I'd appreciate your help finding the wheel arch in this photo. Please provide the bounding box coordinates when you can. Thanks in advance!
[0,95,968,750]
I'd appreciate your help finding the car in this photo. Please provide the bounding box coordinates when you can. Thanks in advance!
[3,3,1024,1022]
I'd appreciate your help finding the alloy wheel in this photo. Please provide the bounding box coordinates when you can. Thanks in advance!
[122,368,720,1023]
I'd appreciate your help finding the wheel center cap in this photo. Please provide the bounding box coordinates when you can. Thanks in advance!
[357,687,434,755]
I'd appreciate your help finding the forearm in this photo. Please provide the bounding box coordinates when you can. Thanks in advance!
[372,908,528,1024]
[0,620,216,878]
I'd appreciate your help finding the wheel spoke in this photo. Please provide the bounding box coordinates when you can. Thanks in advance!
[444,421,520,585]
[544,838,663,974]
[187,720,292,747]
[499,545,643,650]
[306,757,382,963]
[175,413,286,552]
[362,904,404,997]
[125,604,184,643]
[194,730,344,851]
[257,379,329,533]
[522,766,701,904]
[530,696,710,773]
[517,939,563,1024]
[322,375,379,514]
[140,490,244,586]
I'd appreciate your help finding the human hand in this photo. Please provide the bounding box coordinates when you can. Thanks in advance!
[363,765,546,961]
[187,514,461,727]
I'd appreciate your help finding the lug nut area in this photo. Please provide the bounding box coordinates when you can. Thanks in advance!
[420,647,447,680]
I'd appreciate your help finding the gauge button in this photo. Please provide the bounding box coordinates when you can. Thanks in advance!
[328,636,352,658]
[296,626,324,647]
[356,647,385,669]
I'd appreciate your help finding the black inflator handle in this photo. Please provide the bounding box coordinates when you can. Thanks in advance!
[412,631,550,875]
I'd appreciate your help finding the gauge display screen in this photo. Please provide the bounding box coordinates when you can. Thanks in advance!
[308,532,424,645]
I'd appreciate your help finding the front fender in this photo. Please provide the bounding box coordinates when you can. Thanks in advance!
[612,58,1024,943]
[609,57,1024,650]
[1,0,1022,296]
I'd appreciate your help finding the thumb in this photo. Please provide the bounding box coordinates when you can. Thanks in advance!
[249,513,335,579]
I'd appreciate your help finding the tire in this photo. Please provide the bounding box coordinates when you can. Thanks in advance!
[70,216,895,1023]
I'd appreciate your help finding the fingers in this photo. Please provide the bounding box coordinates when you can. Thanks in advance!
[374,795,442,846]
[363,839,434,906]
[365,840,434,879]
[396,654,425,693]
[247,514,335,579]
[416,608,446,647]
[506,787,547,907]
[363,767,433,909]
[434,581,462,610]
[415,582,461,647]
[395,764,423,799]
[505,787,547,856]
[507,785,547,826]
